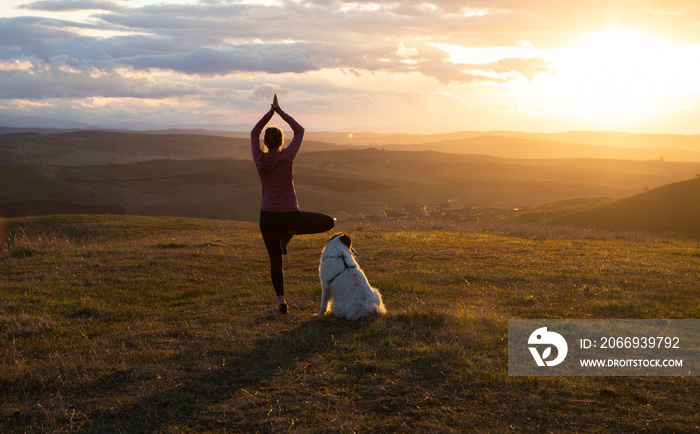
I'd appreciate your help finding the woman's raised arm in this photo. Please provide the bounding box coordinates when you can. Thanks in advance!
[251,107,275,143]
[274,107,304,137]
[250,107,275,158]
[272,96,304,154]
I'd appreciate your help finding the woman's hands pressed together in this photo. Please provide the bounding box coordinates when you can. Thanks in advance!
[271,94,281,112]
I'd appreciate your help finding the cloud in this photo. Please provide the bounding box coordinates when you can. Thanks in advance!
[253,83,294,99]
[0,56,202,99]
[1,2,547,84]
[0,17,112,60]
[3,0,700,132]
[396,41,418,57]
[122,46,319,75]
[0,0,554,130]
[486,57,553,81]
[19,0,125,12]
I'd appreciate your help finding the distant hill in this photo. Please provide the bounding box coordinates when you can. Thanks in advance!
[0,112,251,131]
[534,131,700,152]
[0,113,91,129]
[2,149,700,222]
[383,135,700,161]
[0,131,246,165]
[552,177,700,237]
[0,131,347,165]
[302,131,700,161]
[301,130,698,150]
[3,129,700,164]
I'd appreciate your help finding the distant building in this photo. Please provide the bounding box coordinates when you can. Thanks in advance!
[402,204,421,215]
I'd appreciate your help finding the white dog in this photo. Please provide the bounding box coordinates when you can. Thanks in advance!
[317,233,386,320]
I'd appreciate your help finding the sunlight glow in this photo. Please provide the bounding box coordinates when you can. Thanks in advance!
[433,42,549,65]
[531,27,700,127]
[339,2,383,13]
[451,7,490,18]
[396,41,419,57]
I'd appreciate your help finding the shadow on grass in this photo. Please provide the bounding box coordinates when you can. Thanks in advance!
[2,311,458,432]
[88,315,374,432]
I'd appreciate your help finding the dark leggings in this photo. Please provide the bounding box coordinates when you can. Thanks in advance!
[259,210,335,296]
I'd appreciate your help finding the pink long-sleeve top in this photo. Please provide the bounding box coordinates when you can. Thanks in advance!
[250,109,305,212]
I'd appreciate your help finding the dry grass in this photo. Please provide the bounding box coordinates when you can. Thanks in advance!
[1,215,698,432]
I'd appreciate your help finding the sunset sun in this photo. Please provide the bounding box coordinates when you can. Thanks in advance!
[532,27,699,128]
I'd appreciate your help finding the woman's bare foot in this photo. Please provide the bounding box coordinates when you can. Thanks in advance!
[277,295,288,314]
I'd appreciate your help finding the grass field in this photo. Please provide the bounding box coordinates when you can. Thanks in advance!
[1,215,699,432]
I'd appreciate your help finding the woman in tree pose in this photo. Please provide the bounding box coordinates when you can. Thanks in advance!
[251,95,335,314]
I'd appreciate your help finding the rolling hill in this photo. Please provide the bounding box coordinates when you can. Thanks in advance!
[3,129,700,165]
[0,131,347,165]
[382,135,700,161]
[552,177,700,237]
[2,129,700,236]
[301,130,700,161]
[2,149,700,225]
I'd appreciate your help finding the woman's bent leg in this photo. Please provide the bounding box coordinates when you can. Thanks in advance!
[258,210,334,298]
[289,211,335,235]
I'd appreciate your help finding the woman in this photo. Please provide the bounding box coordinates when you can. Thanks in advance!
[251,95,335,314]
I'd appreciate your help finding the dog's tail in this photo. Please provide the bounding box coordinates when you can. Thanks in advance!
[374,290,387,315]
[363,288,386,317]
[344,291,386,320]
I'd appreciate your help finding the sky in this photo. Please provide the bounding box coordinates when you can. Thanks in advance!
[2,0,700,134]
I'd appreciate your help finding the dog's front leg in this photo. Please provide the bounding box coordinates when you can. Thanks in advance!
[316,283,330,316]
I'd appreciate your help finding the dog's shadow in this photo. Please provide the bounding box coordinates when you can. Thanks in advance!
[90,315,371,431]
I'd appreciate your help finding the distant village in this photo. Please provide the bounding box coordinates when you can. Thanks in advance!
[346,202,516,223]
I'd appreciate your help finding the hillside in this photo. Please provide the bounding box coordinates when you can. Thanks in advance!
[1,215,698,431]
[383,135,700,161]
[303,130,700,151]
[552,177,700,237]
[3,129,700,165]
[3,150,700,223]
[0,131,345,165]
[303,131,700,161]
[0,158,259,221]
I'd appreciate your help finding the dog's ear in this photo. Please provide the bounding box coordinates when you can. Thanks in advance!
[339,234,352,249]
